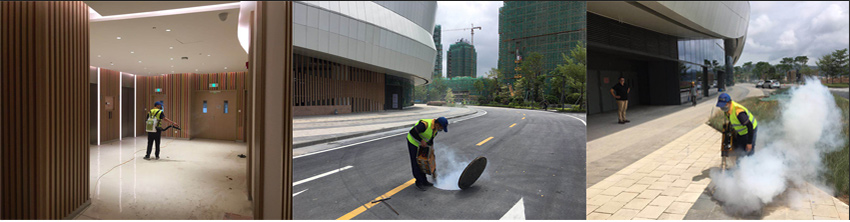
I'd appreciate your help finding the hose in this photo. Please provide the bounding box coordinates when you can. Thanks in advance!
[92,126,181,195]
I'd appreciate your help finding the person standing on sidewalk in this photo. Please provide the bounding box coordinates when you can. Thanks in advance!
[610,77,630,124]
[406,117,448,191]
[716,93,758,156]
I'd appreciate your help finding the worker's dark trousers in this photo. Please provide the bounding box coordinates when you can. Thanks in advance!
[146,129,162,158]
[406,141,428,185]
[734,127,758,156]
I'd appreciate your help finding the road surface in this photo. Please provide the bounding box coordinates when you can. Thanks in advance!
[292,106,587,219]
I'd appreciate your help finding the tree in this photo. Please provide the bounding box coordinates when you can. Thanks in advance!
[473,79,485,97]
[754,61,771,80]
[518,52,545,103]
[793,56,809,83]
[775,57,793,81]
[742,61,754,81]
[817,48,849,83]
[552,41,587,110]
[445,88,455,104]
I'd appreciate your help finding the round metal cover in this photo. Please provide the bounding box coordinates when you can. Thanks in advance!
[458,156,487,189]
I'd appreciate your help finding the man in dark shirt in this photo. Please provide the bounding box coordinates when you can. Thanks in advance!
[610,77,631,124]
[406,117,448,191]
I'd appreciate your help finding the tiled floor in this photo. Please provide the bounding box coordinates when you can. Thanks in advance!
[78,137,252,219]
[586,124,849,220]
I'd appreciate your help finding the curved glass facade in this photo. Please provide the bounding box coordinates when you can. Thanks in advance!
[677,38,725,86]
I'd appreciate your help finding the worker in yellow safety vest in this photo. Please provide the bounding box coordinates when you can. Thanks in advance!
[406,117,448,191]
[716,93,758,156]
[145,101,179,160]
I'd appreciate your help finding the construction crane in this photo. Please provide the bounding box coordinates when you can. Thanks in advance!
[443,24,482,45]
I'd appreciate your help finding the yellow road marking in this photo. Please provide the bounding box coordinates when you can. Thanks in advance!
[522,117,525,120]
[523,114,526,116]
[509,123,516,128]
[337,179,416,220]
[476,137,494,146]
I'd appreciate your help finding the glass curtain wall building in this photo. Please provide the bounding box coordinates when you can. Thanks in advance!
[585,1,749,115]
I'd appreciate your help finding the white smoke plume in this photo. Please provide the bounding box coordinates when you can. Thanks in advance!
[709,78,845,216]
[430,143,488,190]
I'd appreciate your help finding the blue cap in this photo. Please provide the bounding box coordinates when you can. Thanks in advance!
[436,117,448,132]
[154,101,163,107]
[716,93,731,108]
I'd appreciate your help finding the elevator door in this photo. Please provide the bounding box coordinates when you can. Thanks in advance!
[193,91,237,141]
[122,87,134,138]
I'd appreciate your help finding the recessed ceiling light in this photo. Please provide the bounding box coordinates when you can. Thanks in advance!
[169,46,173,49]
[144,67,147,69]
[166,29,171,32]
[116,37,121,40]
[130,51,134,54]
[97,55,101,57]
[195,69,198,71]
[171,71,175,73]
[170,58,174,60]
[138,61,142,63]
[224,67,228,69]
[171,65,174,67]
[110,63,114,65]
[207,54,210,56]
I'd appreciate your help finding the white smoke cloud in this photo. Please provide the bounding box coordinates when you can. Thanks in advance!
[709,77,844,216]
[430,143,488,190]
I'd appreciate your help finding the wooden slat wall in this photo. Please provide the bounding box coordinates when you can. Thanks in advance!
[99,68,120,143]
[136,74,193,139]
[292,54,385,116]
[1,1,90,219]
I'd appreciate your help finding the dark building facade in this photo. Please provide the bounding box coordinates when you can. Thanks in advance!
[585,1,748,115]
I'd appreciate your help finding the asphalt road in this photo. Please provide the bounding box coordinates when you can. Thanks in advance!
[292,106,587,219]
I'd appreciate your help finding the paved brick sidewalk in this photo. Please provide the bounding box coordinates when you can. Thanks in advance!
[586,123,849,220]
[587,124,720,220]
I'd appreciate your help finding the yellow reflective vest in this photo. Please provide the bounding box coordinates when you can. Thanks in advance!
[727,101,757,136]
[407,119,435,147]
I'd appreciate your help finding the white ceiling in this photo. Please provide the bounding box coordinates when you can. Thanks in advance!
[86,1,236,16]
[89,2,247,76]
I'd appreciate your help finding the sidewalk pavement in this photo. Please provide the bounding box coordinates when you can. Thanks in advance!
[586,85,761,187]
[586,124,849,220]
[293,104,478,148]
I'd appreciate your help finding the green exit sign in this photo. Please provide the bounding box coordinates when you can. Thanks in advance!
[210,83,218,88]
[155,88,162,92]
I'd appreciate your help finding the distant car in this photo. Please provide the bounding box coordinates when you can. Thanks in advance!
[756,80,765,88]
[769,80,781,89]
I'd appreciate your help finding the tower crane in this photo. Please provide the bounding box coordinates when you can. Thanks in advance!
[443,24,482,45]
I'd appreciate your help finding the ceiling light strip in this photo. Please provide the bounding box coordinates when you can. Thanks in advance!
[90,2,241,22]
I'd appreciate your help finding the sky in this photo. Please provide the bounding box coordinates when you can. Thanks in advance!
[737,1,849,66]
[434,1,502,78]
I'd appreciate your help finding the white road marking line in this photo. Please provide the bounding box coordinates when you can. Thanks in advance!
[500,197,526,220]
[293,166,353,186]
[293,189,308,197]
[293,109,487,159]
[564,114,586,126]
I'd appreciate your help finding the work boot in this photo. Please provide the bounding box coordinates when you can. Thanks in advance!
[155,156,160,160]
[618,121,625,124]
[143,156,151,160]
[414,183,427,191]
[624,119,631,123]
[423,181,434,187]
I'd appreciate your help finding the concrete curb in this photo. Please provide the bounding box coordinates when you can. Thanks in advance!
[293,108,481,149]
[293,106,464,124]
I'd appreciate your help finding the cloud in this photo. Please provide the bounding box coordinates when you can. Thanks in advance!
[738,1,849,65]
[435,1,502,78]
